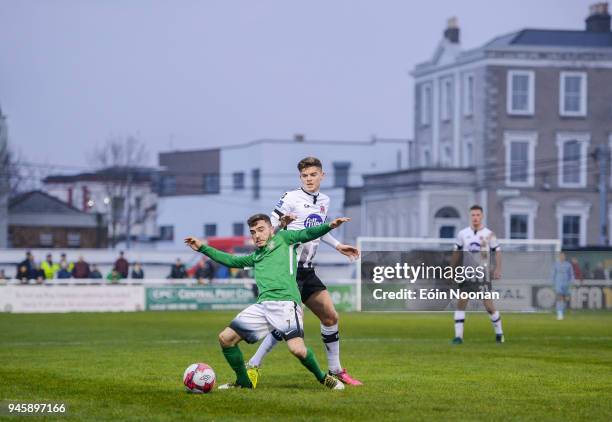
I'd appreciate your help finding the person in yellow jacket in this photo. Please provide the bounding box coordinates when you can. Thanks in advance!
[40,254,60,280]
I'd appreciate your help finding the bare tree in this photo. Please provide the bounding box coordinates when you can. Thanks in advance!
[90,136,149,248]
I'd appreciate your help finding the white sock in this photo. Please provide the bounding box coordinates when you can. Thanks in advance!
[454,311,465,338]
[321,323,341,373]
[490,311,503,335]
[248,331,280,367]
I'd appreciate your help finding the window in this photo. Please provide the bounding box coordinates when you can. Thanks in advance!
[232,172,245,190]
[67,232,81,247]
[504,131,537,187]
[204,224,217,237]
[556,132,589,188]
[39,233,53,247]
[560,72,587,117]
[464,138,474,167]
[507,70,535,115]
[441,144,453,167]
[420,83,432,126]
[441,78,452,121]
[333,161,351,188]
[463,73,474,116]
[503,197,538,240]
[562,215,581,248]
[556,199,590,247]
[423,149,431,166]
[202,173,220,194]
[112,196,125,219]
[160,175,176,195]
[252,169,260,199]
[233,222,244,236]
[509,214,528,239]
[159,225,174,241]
[439,226,455,239]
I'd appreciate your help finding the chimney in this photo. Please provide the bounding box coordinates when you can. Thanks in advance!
[294,134,305,142]
[444,17,460,43]
[586,2,611,32]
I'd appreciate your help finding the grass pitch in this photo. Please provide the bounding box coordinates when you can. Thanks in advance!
[1,310,611,421]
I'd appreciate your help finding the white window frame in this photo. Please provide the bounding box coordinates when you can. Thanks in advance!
[503,197,538,240]
[556,199,590,247]
[440,77,452,121]
[559,71,587,117]
[504,131,538,187]
[420,82,432,126]
[556,132,590,188]
[463,73,474,116]
[506,70,535,116]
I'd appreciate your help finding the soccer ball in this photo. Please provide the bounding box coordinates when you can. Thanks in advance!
[183,363,216,393]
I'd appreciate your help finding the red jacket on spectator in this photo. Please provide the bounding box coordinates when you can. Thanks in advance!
[72,259,91,279]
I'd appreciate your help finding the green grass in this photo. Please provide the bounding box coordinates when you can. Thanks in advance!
[1,311,611,421]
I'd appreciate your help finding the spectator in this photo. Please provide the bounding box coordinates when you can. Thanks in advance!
[169,258,187,279]
[72,256,91,279]
[593,262,605,280]
[131,263,145,279]
[41,254,59,280]
[106,268,121,283]
[114,251,129,278]
[90,265,103,279]
[16,265,30,283]
[582,262,593,279]
[0,269,7,284]
[57,262,72,279]
[17,251,34,280]
[59,253,74,273]
[33,263,45,284]
[194,257,215,284]
[570,257,583,284]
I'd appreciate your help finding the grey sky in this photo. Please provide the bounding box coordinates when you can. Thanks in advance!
[0,0,589,170]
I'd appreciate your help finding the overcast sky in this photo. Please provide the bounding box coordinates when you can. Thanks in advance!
[0,0,590,170]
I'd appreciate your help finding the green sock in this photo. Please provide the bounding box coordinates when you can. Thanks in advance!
[299,347,326,382]
[222,345,252,388]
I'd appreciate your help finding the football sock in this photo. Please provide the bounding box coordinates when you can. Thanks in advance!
[222,345,252,387]
[321,323,341,373]
[490,311,503,335]
[454,310,465,338]
[248,330,281,367]
[299,347,326,382]
[556,300,565,316]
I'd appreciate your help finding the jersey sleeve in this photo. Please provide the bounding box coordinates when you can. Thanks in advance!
[321,232,341,248]
[281,223,332,245]
[454,231,463,250]
[198,245,254,268]
[270,192,293,229]
[489,232,500,251]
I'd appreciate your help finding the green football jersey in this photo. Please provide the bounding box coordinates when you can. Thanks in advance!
[198,223,332,304]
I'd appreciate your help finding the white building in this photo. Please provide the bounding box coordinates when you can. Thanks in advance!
[156,137,411,248]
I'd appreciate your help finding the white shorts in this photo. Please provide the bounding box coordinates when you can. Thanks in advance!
[229,301,304,344]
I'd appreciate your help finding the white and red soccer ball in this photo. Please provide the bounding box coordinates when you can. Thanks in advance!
[183,363,216,393]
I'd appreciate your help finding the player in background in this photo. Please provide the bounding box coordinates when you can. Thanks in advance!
[185,214,352,390]
[247,157,362,386]
[551,252,574,320]
[451,205,504,344]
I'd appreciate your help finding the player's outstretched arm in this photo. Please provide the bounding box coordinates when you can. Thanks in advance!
[284,217,351,245]
[322,232,360,260]
[184,236,254,268]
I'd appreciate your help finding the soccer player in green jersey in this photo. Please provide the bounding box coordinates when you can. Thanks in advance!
[184,213,351,391]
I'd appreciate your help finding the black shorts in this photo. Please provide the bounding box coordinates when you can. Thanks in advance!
[297,268,327,303]
[457,278,492,294]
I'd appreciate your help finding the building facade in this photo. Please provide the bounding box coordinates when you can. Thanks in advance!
[156,136,412,248]
[363,3,612,248]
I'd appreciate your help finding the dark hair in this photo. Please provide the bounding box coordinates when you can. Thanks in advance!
[297,157,323,172]
[247,213,271,227]
[470,204,484,213]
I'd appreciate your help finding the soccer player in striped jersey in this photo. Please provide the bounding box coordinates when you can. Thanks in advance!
[185,213,351,390]
[451,204,504,344]
[247,157,362,386]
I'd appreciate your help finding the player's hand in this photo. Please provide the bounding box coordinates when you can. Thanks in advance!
[279,213,297,229]
[336,243,360,260]
[184,236,205,252]
[329,217,350,229]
